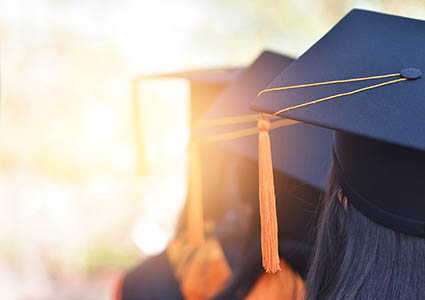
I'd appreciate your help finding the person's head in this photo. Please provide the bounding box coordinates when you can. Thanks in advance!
[193,50,331,298]
[252,10,425,300]
[177,51,296,238]
[305,164,425,300]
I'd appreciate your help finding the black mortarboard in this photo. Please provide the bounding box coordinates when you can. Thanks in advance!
[197,50,333,274]
[252,9,425,237]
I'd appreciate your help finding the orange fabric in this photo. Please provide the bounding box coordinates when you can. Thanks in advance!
[111,274,124,300]
[258,117,280,273]
[187,141,205,245]
[168,237,304,300]
[245,260,305,300]
[167,237,231,300]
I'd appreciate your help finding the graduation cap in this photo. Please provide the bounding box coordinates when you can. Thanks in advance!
[194,50,333,273]
[252,9,425,240]
[132,67,242,175]
[118,68,242,300]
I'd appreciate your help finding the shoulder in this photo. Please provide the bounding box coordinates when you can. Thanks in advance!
[119,251,184,300]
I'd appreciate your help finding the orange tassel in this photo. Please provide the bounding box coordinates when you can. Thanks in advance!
[187,141,205,245]
[258,116,280,273]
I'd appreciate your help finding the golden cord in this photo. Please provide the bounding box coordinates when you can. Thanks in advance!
[257,73,408,117]
[196,114,260,127]
[197,119,298,143]
[194,72,410,143]
[271,78,406,117]
[257,73,401,96]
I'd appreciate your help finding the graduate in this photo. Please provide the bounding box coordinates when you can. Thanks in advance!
[116,50,334,300]
[115,67,240,300]
[252,9,425,300]
[197,51,333,300]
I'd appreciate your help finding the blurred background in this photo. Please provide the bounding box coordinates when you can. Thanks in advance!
[2,1,425,299]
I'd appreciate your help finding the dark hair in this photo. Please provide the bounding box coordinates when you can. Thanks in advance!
[305,165,425,300]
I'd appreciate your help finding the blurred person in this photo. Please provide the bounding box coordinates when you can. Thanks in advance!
[205,52,332,299]
[253,10,425,300]
[114,66,243,300]
[114,50,333,300]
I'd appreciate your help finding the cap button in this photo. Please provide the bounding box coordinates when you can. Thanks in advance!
[400,68,422,80]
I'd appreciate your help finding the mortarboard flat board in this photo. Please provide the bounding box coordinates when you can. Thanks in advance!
[197,50,334,276]
[252,9,425,237]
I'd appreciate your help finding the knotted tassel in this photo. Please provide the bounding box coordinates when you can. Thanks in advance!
[258,116,280,273]
[187,141,205,245]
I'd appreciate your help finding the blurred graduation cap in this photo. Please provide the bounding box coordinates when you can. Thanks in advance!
[119,68,243,300]
[252,9,425,238]
[132,67,242,175]
[194,50,333,274]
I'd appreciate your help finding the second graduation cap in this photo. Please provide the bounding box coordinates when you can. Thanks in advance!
[196,50,333,273]
[252,9,425,238]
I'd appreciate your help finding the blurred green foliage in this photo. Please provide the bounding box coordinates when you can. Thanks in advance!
[84,242,140,275]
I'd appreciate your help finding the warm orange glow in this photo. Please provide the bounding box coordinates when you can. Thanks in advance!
[2,0,425,298]
[131,78,191,255]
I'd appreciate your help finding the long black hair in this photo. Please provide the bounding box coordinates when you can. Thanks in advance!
[305,165,425,300]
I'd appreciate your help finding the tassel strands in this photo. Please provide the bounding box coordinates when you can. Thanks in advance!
[187,141,205,246]
[257,116,280,273]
